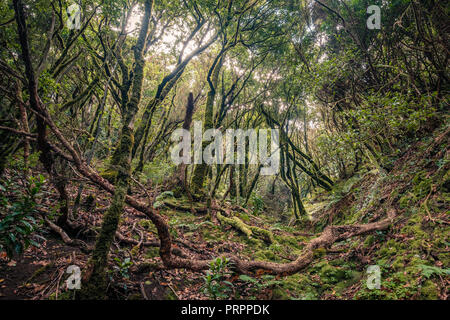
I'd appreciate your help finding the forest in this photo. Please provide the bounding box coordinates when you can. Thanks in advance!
[0,0,448,301]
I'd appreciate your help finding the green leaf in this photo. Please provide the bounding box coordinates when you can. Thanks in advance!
[239,274,258,283]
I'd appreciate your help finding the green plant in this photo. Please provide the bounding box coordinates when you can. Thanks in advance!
[111,257,133,279]
[153,191,175,209]
[0,174,44,258]
[418,265,450,279]
[251,194,265,215]
[202,257,234,299]
[238,274,282,294]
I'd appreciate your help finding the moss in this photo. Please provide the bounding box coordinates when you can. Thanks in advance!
[217,212,252,237]
[271,287,289,300]
[412,171,432,198]
[48,291,73,300]
[391,256,406,271]
[239,213,250,222]
[130,244,140,257]
[165,288,178,300]
[271,274,319,300]
[139,220,157,233]
[145,247,160,259]
[135,262,159,273]
[172,185,184,198]
[440,169,450,192]
[78,126,134,300]
[276,234,304,249]
[255,249,277,261]
[216,212,273,243]
[100,168,118,184]
[420,280,439,299]
[319,264,350,284]
[163,198,206,212]
[399,193,415,209]
[249,225,274,244]
[313,247,327,258]
[363,235,375,248]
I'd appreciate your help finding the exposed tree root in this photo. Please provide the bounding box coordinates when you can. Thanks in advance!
[44,218,90,252]
[165,209,397,275]
[114,232,186,257]
[162,199,208,214]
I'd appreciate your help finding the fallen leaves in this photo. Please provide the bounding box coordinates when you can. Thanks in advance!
[7,260,17,267]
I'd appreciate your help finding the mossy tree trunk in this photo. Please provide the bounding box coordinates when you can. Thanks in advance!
[79,126,133,299]
[191,55,223,195]
[79,0,153,299]
[280,147,306,220]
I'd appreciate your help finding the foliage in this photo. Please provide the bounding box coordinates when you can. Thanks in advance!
[238,274,283,295]
[250,194,265,215]
[111,257,134,280]
[202,257,234,300]
[0,173,44,258]
[418,265,450,279]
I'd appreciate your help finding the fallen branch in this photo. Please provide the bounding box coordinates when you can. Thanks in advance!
[216,212,274,243]
[115,232,187,258]
[44,218,90,252]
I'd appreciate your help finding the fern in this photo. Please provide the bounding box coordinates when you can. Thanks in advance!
[418,264,450,278]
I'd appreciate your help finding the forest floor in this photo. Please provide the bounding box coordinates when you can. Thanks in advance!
[0,124,449,300]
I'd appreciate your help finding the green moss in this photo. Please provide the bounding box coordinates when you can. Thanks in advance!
[419,280,439,300]
[139,220,157,233]
[145,247,160,258]
[49,291,73,300]
[319,264,350,284]
[412,171,432,198]
[163,198,206,212]
[78,126,134,299]
[255,249,277,261]
[172,186,184,198]
[249,225,274,244]
[313,247,327,258]
[271,287,289,300]
[276,235,304,249]
[217,212,252,237]
[363,235,375,248]
[391,256,406,271]
[216,212,274,243]
[239,213,250,222]
[135,262,159,273]
[271,274,319,300]
[165,288,178,300]
[100,168,118,184]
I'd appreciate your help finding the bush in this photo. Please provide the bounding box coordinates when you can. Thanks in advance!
[0,173,44,258]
